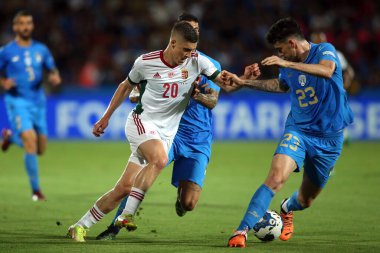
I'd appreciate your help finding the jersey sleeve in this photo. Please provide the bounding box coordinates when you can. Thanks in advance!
[204,59,221,92]
[278,69,290,88]
[199,54,219,80]
[317,43,339,66]
[127,55,144,85]
[42,45,57,71]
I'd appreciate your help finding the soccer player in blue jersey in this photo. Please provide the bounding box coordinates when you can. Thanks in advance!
[0,10,61,201]
[225,18,354,248]
[94,12,223,241]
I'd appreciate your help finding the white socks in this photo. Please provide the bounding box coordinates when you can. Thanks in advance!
[76,204,105,229]
[122,187,145,215]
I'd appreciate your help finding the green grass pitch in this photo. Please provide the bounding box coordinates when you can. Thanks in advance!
[0,141,379,253]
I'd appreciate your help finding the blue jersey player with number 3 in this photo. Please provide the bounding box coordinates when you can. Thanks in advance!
[224,18,354,248]
[0,10,61,201]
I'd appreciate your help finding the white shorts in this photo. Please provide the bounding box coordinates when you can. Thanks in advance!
[125,111,173,166]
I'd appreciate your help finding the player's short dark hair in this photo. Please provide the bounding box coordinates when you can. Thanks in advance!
[266,17,304,44]
[172,21,198,43]
[13,10,33,23]
[177,12,199,23]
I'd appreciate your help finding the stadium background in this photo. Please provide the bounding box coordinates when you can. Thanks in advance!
[0,0,379,141]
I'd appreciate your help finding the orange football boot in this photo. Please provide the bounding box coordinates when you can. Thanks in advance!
[280,211,294,241]
[228,229,248,248]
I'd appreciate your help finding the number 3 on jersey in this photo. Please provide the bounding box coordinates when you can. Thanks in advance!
[163,82,178,98]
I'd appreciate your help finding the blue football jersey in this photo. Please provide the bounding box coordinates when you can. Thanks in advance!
[174,51,221,157]
[0,40,57,103]
[279,42,354,136]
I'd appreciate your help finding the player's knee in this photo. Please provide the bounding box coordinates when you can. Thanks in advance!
[151,156,168,170]
[181,198,197,211]
[298,196,314,209]
[266,174,286,192]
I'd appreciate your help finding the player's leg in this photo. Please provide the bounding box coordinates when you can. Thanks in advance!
[172,153,208,216]
[68,161,142,242]
[279,134,343,241]
[96,153,148,241]
[115,139,168,230]
[229,130,305,248]
[36,134,47,155]
[2,101,23,151]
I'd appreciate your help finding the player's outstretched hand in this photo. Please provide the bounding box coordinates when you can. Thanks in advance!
[261,55,289,68]
[218,70,242,92]
[243,63,261,80]
[93,117,109,137]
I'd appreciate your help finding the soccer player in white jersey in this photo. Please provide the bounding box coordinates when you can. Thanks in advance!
[67,21,231,242]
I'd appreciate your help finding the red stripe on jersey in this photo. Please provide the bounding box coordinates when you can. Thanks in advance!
[142,55,160,60]
[144,51,160,57]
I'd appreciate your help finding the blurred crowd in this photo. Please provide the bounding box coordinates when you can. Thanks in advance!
[0,0,379,92]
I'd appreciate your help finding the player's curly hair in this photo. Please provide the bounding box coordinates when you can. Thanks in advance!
[177,12,199,23]
[266,17,304,44]
[172,21,198,43]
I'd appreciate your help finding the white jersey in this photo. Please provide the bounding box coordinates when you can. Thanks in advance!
[127,50,218,140]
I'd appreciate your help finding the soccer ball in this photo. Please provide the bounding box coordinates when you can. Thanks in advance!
[253,210,283,242]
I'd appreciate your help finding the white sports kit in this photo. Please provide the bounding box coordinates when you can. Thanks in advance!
[125,50,218,165]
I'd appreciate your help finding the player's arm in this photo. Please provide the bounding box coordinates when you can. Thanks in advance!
[93,79,134,137]
[262,55,335,79]
[192,82,219,109]
[0,78,15,90]
[221,70,289,93]
[47,68,62,86]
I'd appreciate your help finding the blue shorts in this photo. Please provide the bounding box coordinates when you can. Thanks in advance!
[274,128,343,188]
[5,98,47,136]
[168,136,210,188]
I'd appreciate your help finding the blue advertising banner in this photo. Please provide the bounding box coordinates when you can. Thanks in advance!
[1,91,379,140]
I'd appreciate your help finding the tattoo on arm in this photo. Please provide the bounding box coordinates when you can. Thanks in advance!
[192,89,219,109]
[243,79,289,93]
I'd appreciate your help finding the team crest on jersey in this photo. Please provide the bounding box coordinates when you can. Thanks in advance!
[298,74,306,86]
[35,53,42,63]
[168,72,174,78]
[181,69,188,79]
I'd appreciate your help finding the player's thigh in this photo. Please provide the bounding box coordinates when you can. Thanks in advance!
[114,161,143,193]
[125,112,169,165]
[33,105,48,136]
[303,135,343,188]
[274,130,306,172]
[172,153,209,188]
[5,102,34,137]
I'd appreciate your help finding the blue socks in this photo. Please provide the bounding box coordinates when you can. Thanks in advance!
[285,191,304,212]
[24,153,40,192]
[237,184,275,231]
[112,195,129,226]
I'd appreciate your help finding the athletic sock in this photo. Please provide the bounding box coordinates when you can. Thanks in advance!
[111,195,129,225]
[282,191,304,213]
[24,153,40,192]
[237,184,275,231]
[76,204,105,229]
[122,187,145,215]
